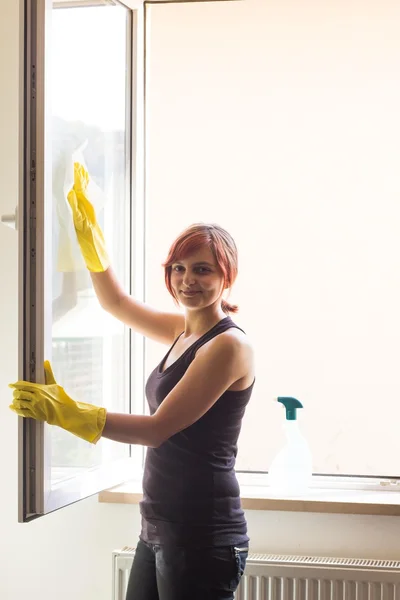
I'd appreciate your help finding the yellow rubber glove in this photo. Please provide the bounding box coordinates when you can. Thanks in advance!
[9,361,106,444]
[67,162,110,273]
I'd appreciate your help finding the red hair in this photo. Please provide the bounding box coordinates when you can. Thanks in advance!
[163,223,239,314]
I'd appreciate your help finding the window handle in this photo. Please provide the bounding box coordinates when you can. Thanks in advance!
[1,207,18,230]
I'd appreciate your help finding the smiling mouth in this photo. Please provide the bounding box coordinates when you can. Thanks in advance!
[181,291,200,296]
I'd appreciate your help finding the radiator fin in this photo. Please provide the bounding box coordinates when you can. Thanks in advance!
[234,577,400,600]
[241,554,400,571]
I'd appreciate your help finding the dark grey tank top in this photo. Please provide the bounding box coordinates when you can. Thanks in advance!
[140,316,254,548]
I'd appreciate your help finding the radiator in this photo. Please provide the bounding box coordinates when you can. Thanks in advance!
[112,547,400,600]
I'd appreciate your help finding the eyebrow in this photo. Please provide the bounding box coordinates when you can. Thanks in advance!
[174,261,215,267]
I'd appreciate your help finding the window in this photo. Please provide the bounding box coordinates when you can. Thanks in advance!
[143,1,400,482]
[22,0,400,523]
[19,0,143,521]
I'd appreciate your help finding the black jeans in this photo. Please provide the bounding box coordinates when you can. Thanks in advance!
[125,539,248,600]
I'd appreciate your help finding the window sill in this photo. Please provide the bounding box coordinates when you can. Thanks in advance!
[98,476,400,516]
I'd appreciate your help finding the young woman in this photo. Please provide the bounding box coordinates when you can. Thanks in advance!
[10,163,255,600]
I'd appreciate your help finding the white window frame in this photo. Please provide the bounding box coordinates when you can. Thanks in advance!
[18,0,145,522]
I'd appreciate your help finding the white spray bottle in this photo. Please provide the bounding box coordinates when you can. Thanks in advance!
[268,396,313,495]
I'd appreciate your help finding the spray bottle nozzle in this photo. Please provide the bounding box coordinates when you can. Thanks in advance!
[276,396,304,420]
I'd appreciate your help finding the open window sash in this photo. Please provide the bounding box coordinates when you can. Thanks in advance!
[18,0,143,522]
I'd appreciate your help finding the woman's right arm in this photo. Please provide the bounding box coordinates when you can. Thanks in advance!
[67,163,184,346]
[90,268,184,345]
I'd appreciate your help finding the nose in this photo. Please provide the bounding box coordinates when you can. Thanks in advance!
[183,270,196,287]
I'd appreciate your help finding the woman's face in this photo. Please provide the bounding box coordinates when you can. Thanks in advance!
[170,246,225,311]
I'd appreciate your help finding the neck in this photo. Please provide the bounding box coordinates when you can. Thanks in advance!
[182,304,227,337]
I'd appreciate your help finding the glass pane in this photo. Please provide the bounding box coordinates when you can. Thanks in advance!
[145,1,400,478]
[49,3,131,485]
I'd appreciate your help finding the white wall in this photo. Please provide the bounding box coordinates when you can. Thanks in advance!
[1,3,400,600]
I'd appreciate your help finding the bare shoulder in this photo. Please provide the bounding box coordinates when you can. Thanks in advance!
[217,326,253,356]
[196,326,255,387]
[199,326,253,355]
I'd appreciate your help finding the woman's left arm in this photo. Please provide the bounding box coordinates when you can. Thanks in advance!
[103,334,252,447]
[9,335,252,447]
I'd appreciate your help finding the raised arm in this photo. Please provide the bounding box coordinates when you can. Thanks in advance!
[90,268,183,345]
[67,163,184,345]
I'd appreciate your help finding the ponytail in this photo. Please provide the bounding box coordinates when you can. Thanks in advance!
[221,298,239,314]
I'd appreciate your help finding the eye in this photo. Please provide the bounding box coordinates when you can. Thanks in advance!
[172,265,184,272]
[196,267,211,274]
